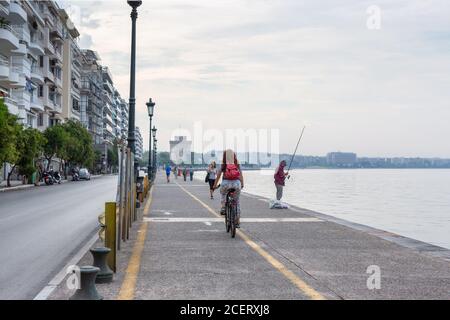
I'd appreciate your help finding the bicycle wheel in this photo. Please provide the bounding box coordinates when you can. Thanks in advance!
[226,204,231,233]
[230,205,236,238]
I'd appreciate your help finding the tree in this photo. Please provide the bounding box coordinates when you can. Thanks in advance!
[15,128,46,184]
[0,100,21,167]
[43,124,67,170]
[61,120,94,170]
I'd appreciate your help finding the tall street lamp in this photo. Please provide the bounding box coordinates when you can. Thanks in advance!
[153,138,158,178]
[127,0,142,173]
[146,98,155,177]
[152,126,157,177]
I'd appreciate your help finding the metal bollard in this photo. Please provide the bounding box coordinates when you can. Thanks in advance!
[90,247,114,283]
[69,266,103,300]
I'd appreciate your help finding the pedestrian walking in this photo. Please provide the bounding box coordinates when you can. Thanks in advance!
[189,167,194,181]
[165,164,172,183]
[206,161,218,199]
[274,160,288,201]
[182,167,187,181]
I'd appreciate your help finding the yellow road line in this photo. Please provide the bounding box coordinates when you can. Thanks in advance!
[117,186,154,300]
[143,186,154,217]
[175,182,326,300]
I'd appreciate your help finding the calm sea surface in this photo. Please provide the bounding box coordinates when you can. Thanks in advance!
[199,169,450,249]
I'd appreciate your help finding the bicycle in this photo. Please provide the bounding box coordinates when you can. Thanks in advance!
[224,188,239,238]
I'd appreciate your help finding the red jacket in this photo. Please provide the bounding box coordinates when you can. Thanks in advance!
[274,164,286,186]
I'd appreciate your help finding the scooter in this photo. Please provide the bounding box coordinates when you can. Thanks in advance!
[53,171,62,184]
[43,171,54,185]
[72,172,80,181]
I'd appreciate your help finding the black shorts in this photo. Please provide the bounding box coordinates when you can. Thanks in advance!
[208,179,216,190]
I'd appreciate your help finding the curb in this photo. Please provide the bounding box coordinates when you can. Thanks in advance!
[0,175,104,193]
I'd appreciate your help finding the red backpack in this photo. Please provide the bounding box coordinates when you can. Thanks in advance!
[224,164,240,180]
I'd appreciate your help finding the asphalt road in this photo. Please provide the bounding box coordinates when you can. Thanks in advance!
[0,176,118,300]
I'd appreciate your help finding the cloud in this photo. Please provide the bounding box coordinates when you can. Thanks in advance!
[62,0,450,158]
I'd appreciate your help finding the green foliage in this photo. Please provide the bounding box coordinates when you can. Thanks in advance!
[17,128,46,177]
[61,120,94,168]
[0,99,22,165]
[43,124,67,165]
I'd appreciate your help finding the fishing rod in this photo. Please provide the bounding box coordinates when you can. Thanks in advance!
[287,126,306,179]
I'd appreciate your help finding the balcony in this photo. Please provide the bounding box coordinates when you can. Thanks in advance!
[44,28,55,55]
[2,96,19,115]
[30,92,43,112]
[0,24,19,56]
[0,54,9,79]
[11,41,26,55]
[11,25,30,43]
[0,1,9,19]
[31,65,44,84]
[29,33,45,56]
[50,21,64,42]
[9,65,25,88]
[11,88,31,111]
[9,1,27,24]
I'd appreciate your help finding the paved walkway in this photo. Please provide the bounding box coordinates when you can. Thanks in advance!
[118,174,450,300]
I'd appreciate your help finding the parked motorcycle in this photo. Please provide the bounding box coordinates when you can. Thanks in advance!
[43,171,54,186]
[53,171,62,184]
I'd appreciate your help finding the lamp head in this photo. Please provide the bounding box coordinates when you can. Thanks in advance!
[127,0,142,9]
[146,98,155,117]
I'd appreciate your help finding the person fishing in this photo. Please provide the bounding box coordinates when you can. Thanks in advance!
[274,126,306,202]
[213,149,244,228]
[274,160,288,201]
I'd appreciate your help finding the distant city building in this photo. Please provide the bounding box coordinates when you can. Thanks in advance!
[135,127,143,161]
[170,136,192,165]
[327,152,357,167]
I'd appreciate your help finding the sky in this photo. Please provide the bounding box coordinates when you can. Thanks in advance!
[59,0,450,158]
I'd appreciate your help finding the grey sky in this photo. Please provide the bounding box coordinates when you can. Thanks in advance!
[63,0,450,157]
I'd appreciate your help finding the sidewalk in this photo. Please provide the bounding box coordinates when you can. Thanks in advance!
[0,175,104,193]
[51,173,450,300]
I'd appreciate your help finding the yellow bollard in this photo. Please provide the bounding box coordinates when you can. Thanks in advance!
[105,202,117,272]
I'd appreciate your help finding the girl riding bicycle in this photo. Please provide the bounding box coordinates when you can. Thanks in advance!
[213,149,244,228]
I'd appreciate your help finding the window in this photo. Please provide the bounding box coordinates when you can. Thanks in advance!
[72,98,80,111]
[38,85,44,97]
[38,113,44,127]
[39,56,44,68]
[27,115,33,128]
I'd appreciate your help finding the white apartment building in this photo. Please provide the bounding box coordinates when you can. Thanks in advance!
[60,8,81,121]
[0,1,75,129]
[135,126,143,161]
[1,1,129,176]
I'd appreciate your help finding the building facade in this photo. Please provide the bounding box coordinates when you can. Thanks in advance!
[135,126,143,161]
[326,152,357,167]
[1,1,129,177]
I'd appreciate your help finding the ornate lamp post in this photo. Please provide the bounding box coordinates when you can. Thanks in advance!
[152,126,157,178]
[146,98,155,177]
[126,0,142,174]
[153,138,158,178]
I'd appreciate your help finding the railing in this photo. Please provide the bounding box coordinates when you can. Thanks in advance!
[0,54,9,66]
[31,65,43,77]
[0,23,20,39]
[3,97,17,107]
